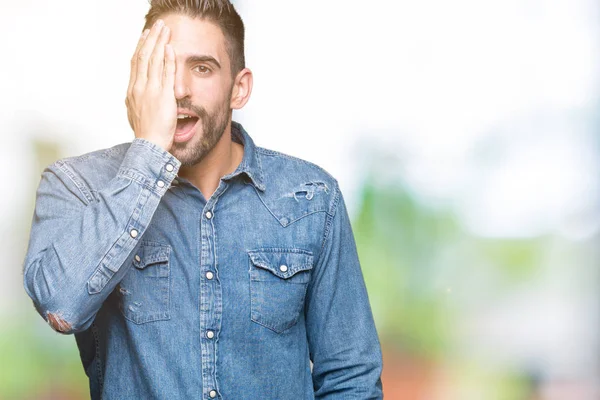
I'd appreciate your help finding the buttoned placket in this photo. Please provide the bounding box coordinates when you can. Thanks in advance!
[199,180,231,400]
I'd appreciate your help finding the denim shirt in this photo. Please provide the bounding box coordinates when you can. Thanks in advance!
[23,122,383,399]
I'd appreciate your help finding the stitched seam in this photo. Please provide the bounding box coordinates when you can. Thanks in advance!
[55,161,94,204]
[250,184,281,222]
[255,147,265,188]
[86,183,147,294]
[249,248,313,255]
[57,143,129,164]
[285,210,328,226]
[255,147,337,182]
[319,182,341,256]
[117,168,167,197]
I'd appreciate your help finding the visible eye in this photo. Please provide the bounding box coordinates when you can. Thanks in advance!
[193,65,211,74]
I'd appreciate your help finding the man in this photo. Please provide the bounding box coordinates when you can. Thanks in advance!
[23,1,383,398]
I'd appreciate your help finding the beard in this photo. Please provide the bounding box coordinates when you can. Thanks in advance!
[171,96,231,166]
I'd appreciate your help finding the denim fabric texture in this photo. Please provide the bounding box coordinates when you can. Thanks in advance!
[23,122,384,399]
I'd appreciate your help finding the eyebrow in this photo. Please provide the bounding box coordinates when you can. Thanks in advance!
[185,54,221,69]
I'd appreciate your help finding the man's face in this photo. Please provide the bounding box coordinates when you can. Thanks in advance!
[162,14,234,166]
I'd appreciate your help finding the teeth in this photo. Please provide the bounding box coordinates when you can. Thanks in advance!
[177,114,192,119]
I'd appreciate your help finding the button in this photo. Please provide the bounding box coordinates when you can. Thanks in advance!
[209,390,217,398]
[206,330,215,339]
[205,211,213,219]
[134,255,141,262]
[157,180,165,188]
[279,265,288,272]
[166,164,174,172]
[206,271,214,280]
[130,229,139,238]
[172,178,179,185]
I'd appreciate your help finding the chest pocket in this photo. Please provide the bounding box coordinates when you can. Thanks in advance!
[118,241,171,324]
[248,248,313,333]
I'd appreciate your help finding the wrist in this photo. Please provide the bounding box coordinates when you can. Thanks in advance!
[135,134,171,152]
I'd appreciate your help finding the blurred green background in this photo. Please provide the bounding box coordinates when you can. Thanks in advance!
[2,0,600,399]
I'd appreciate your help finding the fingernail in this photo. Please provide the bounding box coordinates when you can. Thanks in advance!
[142,29,149,37]
[155,19,164,28]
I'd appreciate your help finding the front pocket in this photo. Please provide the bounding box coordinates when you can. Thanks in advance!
[118,241,171,324]
[248,248,313,333]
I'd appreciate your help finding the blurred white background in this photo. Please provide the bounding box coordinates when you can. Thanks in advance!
[2,1,600,398]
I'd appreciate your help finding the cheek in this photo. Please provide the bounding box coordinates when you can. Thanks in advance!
[192,78,229,105]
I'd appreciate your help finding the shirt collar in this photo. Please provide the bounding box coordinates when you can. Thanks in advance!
[228,121,266,191]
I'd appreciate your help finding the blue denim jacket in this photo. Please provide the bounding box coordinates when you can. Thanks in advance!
[23,122,383,399]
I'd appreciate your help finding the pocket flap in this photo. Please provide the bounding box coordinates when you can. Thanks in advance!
[133,242,171,269]
[248,249,313,279]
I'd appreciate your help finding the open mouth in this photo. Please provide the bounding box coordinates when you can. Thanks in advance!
[176,114,199,134]
[174,114,199,142]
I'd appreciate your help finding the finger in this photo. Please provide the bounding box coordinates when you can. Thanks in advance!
[128,29,150,96]
[135,20,165,89]
[148,25,170,86]
[163,44,176,89]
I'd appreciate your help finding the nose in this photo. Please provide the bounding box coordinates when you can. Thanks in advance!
[174,66,191,100]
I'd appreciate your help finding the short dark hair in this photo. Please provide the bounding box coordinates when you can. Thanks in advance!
[143,0,245,78]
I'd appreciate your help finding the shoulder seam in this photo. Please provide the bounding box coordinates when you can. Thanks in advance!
[319,180,342,254]
[59,143,130,165]
[255,146,337,182]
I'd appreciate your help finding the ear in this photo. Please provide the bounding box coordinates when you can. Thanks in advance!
[230,68,253,110]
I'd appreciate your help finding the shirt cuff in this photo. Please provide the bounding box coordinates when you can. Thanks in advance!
[118,138,181,195]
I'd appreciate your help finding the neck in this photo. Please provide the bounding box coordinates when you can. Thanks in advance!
[178,120,244,200]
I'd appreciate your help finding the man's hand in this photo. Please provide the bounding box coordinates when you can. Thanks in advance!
[126,19,177,151]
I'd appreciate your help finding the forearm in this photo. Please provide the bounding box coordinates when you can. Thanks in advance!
[23,139,179,334]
